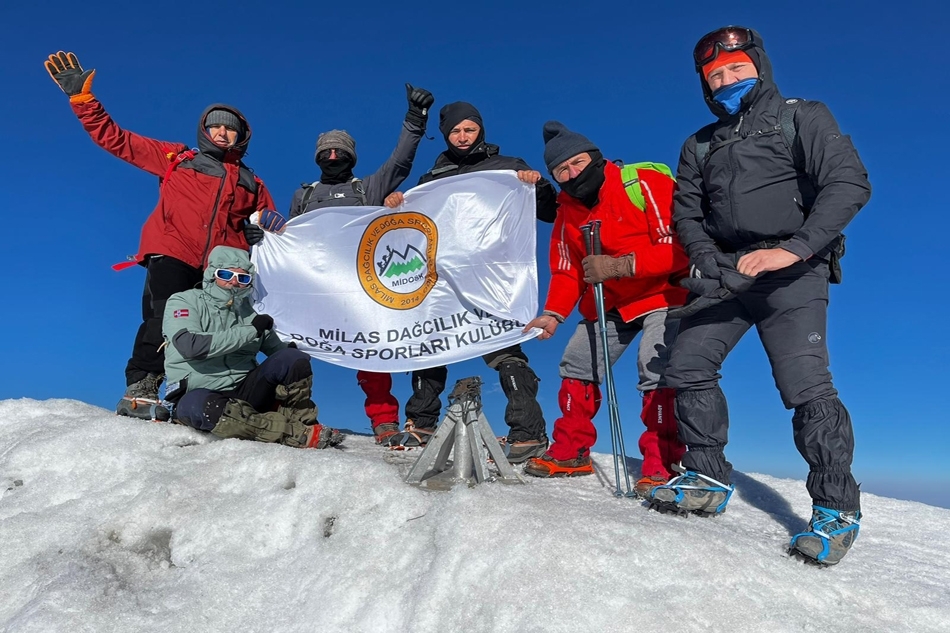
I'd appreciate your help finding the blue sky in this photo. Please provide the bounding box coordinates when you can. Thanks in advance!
[3,0,947,507]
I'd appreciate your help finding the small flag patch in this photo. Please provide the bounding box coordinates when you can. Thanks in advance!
[173,309,189,318]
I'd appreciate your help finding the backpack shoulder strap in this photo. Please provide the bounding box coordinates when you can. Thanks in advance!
[617,161,676,245]
[778,98,805,171]
[618,161,674,211]
[161,148,197,188]
[350,178,366,205]
[693,123,716,169]
[300,180,320,209]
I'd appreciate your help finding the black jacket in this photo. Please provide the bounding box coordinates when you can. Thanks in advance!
[673,31,871,261]
[419,142,558,223]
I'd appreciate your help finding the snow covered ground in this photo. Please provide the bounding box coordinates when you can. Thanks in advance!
[1,398,947,633]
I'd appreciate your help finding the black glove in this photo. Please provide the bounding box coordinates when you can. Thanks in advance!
[252,314,274,337]
[244,223,264,246]
[45,51,95,98]
[689,251,722,280]
[667,278,735,320]
[404,83,434,128]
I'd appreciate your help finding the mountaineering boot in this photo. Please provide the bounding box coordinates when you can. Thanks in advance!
[373,423,400,445]
[116,373,170,421]
[504,438,549,464]
[524,453,594,478]
[788,505,862,565]
[387,419,436,449]
[648,466,734,516]
[634,475,668,499]
[296,423,346,449]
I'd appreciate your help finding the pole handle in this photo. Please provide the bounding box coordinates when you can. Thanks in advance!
[581,223,593,257]
[592,220,603,256]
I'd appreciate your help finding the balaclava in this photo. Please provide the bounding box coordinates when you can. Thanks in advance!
[315,130,357,184]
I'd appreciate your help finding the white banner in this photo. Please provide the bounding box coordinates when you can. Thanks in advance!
[251,171,540,372]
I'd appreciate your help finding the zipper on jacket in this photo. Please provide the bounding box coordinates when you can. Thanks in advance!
[200,168,229,267]
[727,113,745,240]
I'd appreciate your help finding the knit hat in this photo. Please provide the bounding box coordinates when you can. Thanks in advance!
[204,109,245,138]
[438,102,483,138]
[542,121,599,173]
[315,129,357,164]
[702,49,755,79]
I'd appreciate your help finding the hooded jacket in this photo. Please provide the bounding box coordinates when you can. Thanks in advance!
[544,161,689,323]
[288,120,425,216]
[71,99,276,269]
[672,30,871,261]
[162,246,288,393]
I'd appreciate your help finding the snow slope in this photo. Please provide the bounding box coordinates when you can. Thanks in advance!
[1,398,947,633]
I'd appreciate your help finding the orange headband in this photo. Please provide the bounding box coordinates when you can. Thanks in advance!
[702,49,754,79]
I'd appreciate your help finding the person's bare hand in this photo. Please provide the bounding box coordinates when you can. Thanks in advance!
[517,170,541,184]
[384,192,405,208]
[737,248,801,276]
[524,315,559,340]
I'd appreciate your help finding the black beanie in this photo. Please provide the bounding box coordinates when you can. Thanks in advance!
[438,102,484,138]
[542,121,599,173]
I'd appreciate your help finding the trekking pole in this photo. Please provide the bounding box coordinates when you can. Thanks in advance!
[592,221,635,497]
[582,221,632,497]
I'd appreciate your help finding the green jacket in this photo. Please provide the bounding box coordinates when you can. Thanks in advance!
[162,246,288,394]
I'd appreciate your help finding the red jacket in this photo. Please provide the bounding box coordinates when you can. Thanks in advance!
[72,99,275,269]
[544,161,689,323]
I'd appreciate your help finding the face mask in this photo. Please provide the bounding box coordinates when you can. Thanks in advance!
[712,78,758,115]
[317,158,355,184]
[559,153,606,209]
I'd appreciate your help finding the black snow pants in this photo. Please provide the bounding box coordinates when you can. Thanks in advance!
[174,348,312,431]
[125,256,203,385]
[665,259,860,511]
[404,344,547,442]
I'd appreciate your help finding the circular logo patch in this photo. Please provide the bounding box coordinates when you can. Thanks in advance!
[808,332,822,344]
[358,212,438,310]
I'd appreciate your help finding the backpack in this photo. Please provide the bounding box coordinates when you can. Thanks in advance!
[299,178,366,211]
[615,160,676,245]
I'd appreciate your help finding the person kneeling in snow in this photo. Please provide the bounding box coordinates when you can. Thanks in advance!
[161,246,343,449]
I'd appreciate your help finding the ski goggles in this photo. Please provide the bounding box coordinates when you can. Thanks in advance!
[214,269,253,285]
[316,149,354,163]
[693,26,757,71]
